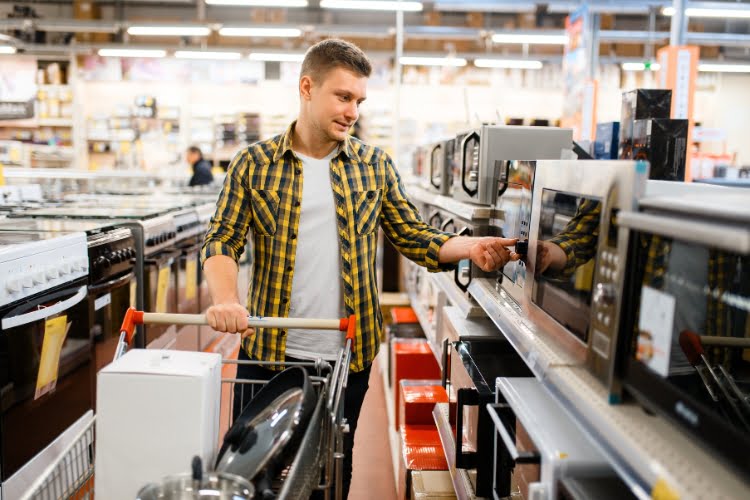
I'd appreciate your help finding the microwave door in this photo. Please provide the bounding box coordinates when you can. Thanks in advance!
[461,132,480,198]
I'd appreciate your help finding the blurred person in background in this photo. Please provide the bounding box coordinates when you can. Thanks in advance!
[186,145,214,186]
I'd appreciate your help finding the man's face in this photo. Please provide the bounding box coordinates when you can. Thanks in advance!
[303,67,367,142]
[186,150,200,165]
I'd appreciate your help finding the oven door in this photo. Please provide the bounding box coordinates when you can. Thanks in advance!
[454,131,480,202]
[0,281,92,483]
[90,270,135,373]
[174,241,202,351]
[428,142,444,194]
[143,249,181,348]
[447,340,531,497]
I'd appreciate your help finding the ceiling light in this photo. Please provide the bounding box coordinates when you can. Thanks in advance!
[205,0,307,6]
[698,63,750,73]
[320,1,423,12]
[175,50,242,60]
[127,26,211,37]
[0,46,17,55]
[492,33,568,45]
[249,52,305,62]
[98,48,167,58]
[399,56,467,67]
[219,27,302,37]
[474,58,543,69]
[663,6,750,19]
[621,62,661,71]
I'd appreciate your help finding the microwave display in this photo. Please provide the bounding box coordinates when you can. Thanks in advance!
[532,189,602,343]
[632,236,750,432]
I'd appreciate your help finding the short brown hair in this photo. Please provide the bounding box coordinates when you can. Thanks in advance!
[301,39,372,83]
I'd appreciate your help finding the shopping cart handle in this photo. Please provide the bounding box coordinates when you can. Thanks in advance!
[119,308,356,346]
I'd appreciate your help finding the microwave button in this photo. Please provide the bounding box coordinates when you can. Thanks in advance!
[604,315,611,327]
[593,282,616,306]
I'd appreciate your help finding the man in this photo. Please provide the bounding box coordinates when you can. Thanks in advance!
[186,145,214,186]
[200,39,519,498]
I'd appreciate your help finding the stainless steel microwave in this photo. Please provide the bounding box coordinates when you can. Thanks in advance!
[524,160,649,396]
[616,190,750,477]
[450,126,572,206]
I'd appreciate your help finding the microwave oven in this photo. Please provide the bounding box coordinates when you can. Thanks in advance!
[616,191,750,477]
[450,126,572,206]
[525,160,649,398]
[423,139,454,196]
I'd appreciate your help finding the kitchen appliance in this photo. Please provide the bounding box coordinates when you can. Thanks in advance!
[450,126,572,206]
[428,138,455,196]
[524,161,648,399]
[630,119,689,181]
[618,89,671,160]
[442,309,532,497]
[488,378,616,500]
[16,206,178,348]
[593,122,620,160]
[616,191,750,477]
[0,231,91,494]
[439,208,499,292]
[0,218,135,374]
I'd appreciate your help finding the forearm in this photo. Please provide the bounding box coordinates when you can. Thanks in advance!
[204,255,241,305]
[437,236,474,263]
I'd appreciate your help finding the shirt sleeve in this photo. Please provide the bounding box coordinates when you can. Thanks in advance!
[379,154,456,273]
[200,151,252,267]
[547,199,601,278]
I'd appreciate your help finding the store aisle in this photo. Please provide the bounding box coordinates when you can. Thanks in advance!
[349,354,398,500]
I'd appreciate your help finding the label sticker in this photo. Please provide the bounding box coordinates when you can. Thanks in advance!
[637,286,676,377]
[185,256,198,301]
[156,265,170,313]
[95,292,111,311]
[35,316,71,400]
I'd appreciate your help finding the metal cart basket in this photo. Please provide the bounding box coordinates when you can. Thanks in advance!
[23,308,355,500]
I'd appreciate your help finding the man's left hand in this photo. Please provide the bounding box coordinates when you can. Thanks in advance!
[469,237,520,272]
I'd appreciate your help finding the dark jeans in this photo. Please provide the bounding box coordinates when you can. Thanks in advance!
[234,348,371,500]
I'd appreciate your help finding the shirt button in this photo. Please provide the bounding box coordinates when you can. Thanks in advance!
[294,200,301,207]
[367,191,374,199]
[291,233,297,239]
[286,265,293,272]
[282,297,289,304]
[280,330,286,337]
[295,168,301,175]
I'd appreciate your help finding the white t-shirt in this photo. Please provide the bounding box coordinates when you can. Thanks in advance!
[286,149,346,360]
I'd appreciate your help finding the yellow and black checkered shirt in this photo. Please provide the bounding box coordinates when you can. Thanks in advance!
[201,122,454,371]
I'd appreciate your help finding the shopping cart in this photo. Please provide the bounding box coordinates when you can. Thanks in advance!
[24,308,356,500]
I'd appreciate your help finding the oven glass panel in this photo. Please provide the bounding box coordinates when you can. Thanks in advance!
[633,236,750,432]
[532,189,602,342]
[500,161,534,286]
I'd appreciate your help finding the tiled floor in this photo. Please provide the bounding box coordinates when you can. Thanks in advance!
[349,355,398,500]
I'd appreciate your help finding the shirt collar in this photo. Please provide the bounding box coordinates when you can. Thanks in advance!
[274,120,359,163]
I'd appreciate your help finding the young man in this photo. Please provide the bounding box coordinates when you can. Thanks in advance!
[186,145,214,186]
[200,39,519,498]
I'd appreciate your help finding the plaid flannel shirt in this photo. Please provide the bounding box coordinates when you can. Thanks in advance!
[201,122,454,371]
[547,199,601,278]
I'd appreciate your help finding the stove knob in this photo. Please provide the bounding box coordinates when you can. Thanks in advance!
[146,238,155,247]
[21,276,33,289]
[6,279,21,293]
[80,257,89,272]
[46,266,60,279]
[33,271,46,285]
[60,263,72,275]
[127,248,136,259]
[169,231,177,239]
[71,260,82,272]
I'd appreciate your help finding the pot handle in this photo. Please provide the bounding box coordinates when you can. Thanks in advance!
[192,456,203,482]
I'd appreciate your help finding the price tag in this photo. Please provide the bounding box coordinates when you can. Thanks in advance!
[185,256,198,301]
[155,265,171,313]
[35,316,70,400]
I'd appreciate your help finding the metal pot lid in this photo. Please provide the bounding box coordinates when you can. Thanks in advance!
[215,387,305,480]
[136,471,254,500]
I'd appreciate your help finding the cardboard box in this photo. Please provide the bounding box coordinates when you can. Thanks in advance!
[594,122,620,160]
[398,425,448,499]
[391,339,441,428]
[399,381,448,427]
[95,349,222,500]
[411,470,457,499]
[619,89,672,159]
[632,118,689,181]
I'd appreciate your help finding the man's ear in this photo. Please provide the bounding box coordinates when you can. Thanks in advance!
[300,75,313,101]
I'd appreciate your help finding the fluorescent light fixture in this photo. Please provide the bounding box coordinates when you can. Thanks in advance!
[98,48,167,58]
[492,33,568,45]
[621,62,661,71]
[698,63,750,73]
[127,26,211,37]
[0,46,17,54]
[320,1,423,12]
[219,27,302,37]
[474,58,543,69]
[175,50,242,60]
[249,52,305,62]
[399,56,467,67]
[205,0,307,6]
[663,6,750,19]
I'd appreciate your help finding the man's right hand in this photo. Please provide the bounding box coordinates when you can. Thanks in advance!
[206,303,255,340]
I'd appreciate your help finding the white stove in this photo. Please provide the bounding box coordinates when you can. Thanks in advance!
[0,231,88,307]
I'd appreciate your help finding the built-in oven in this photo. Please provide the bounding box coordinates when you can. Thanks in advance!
[0,231,91,494]
[488,378,618,500]
[450,126,572,206]
[524,160,648,399]
[442,308,532,497]
[616,191,750,478]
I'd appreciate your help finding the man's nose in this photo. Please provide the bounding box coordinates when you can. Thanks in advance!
[344,101,358,121]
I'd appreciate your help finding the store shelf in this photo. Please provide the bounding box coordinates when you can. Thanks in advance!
[431,272,485,319]
[38,118,73,127]
[467,279,750,499]
[434,196,498,221]
[379,350,402,490]
[406,185,439,206]
[432,403,483,500]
